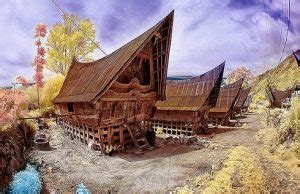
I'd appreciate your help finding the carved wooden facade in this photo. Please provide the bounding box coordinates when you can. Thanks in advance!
[151,62,225,136]
[208,78,244,125]
[53,11,174,150]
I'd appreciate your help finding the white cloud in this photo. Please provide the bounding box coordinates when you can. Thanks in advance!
[0,0,299,86]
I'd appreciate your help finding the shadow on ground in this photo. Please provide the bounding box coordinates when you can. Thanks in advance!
[117,139,201,162]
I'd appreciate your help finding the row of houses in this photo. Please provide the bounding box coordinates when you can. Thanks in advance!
[53,11,251,151]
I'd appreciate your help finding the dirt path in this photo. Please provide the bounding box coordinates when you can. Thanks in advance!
[244,114,300,192]
[30,114,300,193]
[213,113,300,192]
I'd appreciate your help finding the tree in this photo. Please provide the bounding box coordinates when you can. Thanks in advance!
[46,13,99,75]
[32,23,47,113]
[33,23,47,87]
[40,74,65,111]
[25,74,65,114]
[16,76,29,87]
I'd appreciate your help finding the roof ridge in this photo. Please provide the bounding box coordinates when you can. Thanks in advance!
[54,10,174,103]
[156,61,225,111]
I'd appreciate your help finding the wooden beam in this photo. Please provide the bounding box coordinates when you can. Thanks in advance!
[149,44,155,90]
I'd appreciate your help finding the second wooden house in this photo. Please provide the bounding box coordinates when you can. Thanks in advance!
[208,78,244,126]
[151,62,225,136]
[233,87,251,115]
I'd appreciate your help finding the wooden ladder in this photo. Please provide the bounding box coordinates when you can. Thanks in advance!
[124,124,152,154]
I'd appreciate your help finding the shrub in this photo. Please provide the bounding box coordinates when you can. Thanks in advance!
[287,98,300,136]
[176,186,194,194]
[9,164,42,193]
[26,86,38,105]
[40,74,64,112]
[25,74,65,113]
[256,127,280,149]
[257,97,300,169]
[0,90,28,131]
[193,172,211,188]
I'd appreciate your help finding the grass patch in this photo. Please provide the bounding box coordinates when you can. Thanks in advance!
[256,97,300,175]
[176,186,194,194]
[203,146,265,193]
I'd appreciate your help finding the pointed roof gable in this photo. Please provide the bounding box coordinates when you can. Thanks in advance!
[293,50,300,66]
[267,87,293,104]
[210,78,244,113]
[234,87,251,108]
[155,62,225,111]
[54,11,174,103]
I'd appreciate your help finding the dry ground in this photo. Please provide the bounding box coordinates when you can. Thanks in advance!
[30,113,300,193]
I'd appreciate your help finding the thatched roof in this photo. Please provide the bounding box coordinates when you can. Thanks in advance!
[209,78,244,113]
[54,11,174,104]
[155,62,225,111]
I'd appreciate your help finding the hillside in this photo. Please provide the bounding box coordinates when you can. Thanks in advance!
[227,67,254,86]
[250,54,300,109]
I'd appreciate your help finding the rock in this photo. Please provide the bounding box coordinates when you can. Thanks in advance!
[231,176,242,188]
[47,166,53,173]
[189,136,197,142]
[134,149,144,155]
[147,146,154,151]
[0,124,33,189]
[87,141,94,149]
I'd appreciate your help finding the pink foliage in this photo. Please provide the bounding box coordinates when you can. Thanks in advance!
[0,90,28,127]
[34,72,44,88]
[16,76,29,87]
[35,40,41,46]
[33,23,47,88]
[34,23,47,38]
[37,47,46,57]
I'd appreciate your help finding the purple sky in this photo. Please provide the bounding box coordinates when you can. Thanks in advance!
[0,0,299,86]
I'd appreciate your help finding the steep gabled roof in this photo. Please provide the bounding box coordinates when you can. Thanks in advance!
[267,87,293,104]
[293,50,300,66]
[155,62,225,111]
[234,87,251,108]
[54,11,174,103]
[210,78,244,113]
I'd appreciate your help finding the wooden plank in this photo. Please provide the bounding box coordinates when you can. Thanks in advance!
[119,126,124,147]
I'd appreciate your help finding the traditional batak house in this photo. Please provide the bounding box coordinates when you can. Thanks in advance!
[53,11,174,151]
[293,50,300,66]
[151,62,225,136]
[208,78,244,126]
[266,87,294,108]
[292,84,300,98]
[233,87,251,115]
